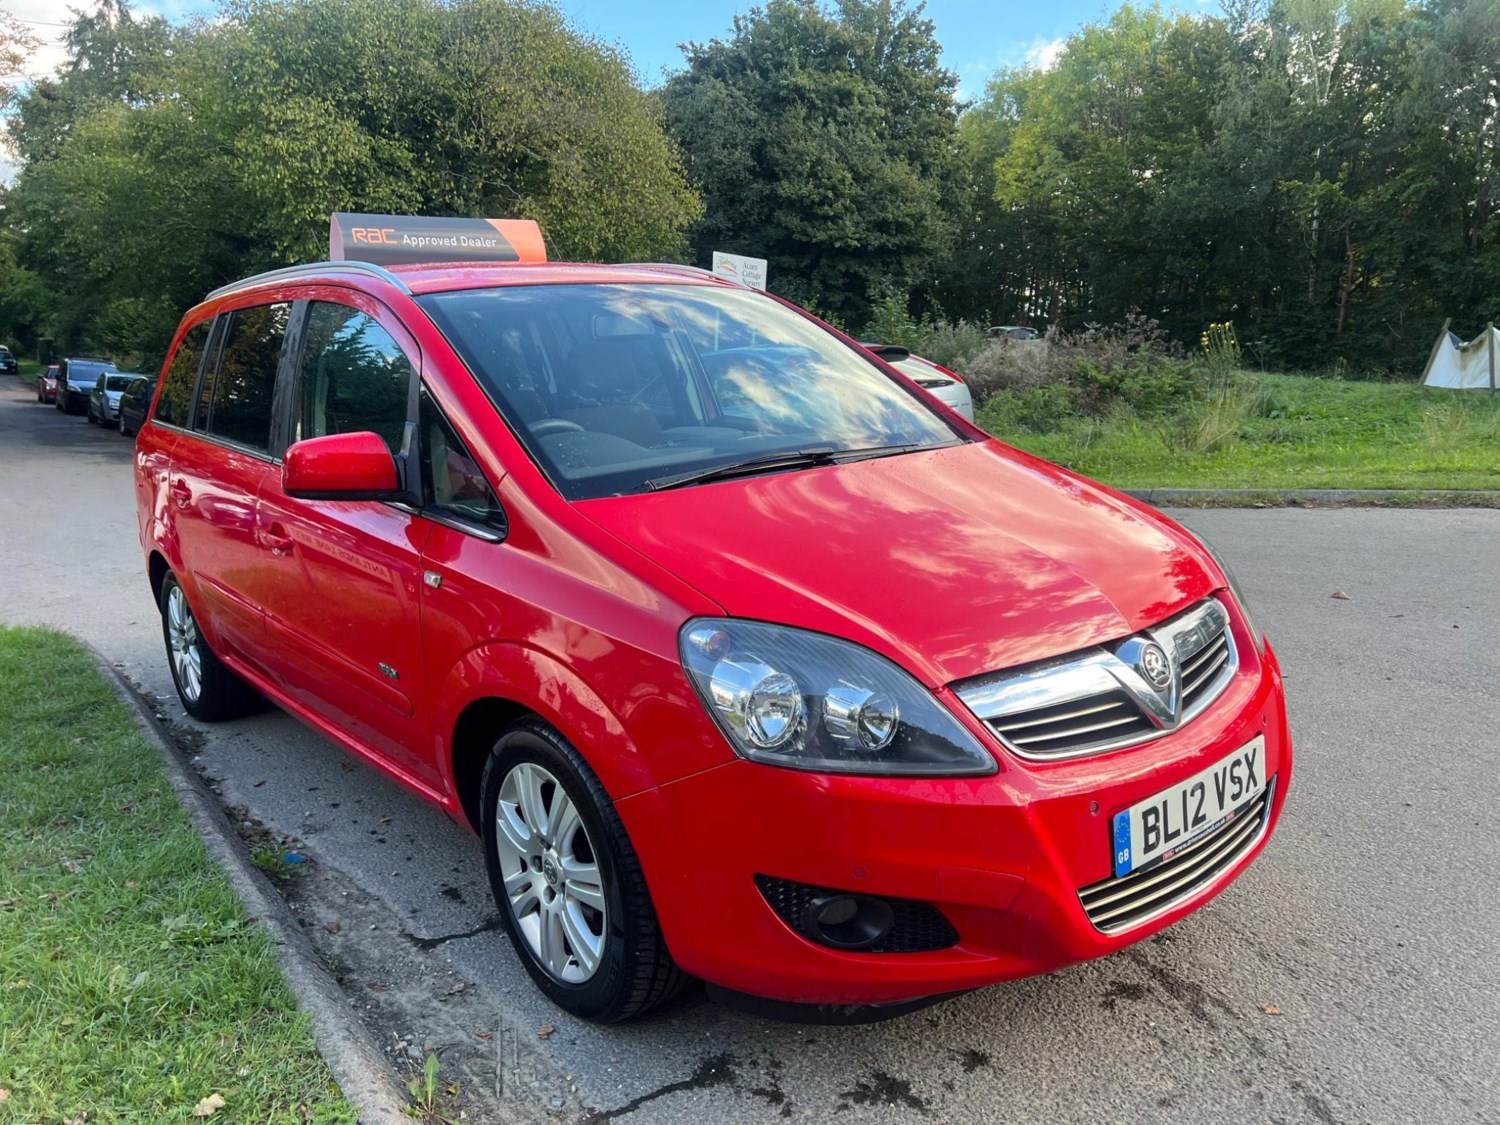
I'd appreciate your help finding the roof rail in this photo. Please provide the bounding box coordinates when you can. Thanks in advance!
[617,262,730,283]
[205,260,411,302]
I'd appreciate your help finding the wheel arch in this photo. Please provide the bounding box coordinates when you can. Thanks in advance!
[438,640,669,834]
[147,550,171,607]
[450,696,536,832]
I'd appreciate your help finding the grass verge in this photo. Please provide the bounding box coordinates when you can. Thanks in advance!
[0,626,357,1124]
[978,372,1500,491]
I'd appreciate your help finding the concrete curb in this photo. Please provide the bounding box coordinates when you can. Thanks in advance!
[92,651,412,1125]
[1122,488,1500,509]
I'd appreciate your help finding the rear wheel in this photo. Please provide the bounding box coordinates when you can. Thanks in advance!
[480,720,688,1022]
[159,574,259,721]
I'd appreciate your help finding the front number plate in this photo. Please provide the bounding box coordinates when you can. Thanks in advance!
[1111,736,1265,878]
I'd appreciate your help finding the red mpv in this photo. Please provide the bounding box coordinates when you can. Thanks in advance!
[135,258,1290,1022]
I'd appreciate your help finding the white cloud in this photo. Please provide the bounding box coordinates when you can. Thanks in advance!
[5,0,75,82]
[1023,36,1067,72]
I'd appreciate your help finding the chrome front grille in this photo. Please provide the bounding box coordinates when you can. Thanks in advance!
[953,597,1239,761]
[1078,779,1275,932]
[991,690,1156,753]
[1180,627,1232,710]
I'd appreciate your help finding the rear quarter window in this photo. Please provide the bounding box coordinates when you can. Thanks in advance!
[203,303,290,452]
[154,321,211,427]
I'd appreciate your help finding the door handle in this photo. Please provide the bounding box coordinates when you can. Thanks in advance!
[259,525,294,554]
[169,479,191,508]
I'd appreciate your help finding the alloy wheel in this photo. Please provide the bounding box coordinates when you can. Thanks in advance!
[493,761,608,983]
[166,585,203,704]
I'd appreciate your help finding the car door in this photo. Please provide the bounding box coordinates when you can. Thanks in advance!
[167,303,291,667]
[254,293,437,787]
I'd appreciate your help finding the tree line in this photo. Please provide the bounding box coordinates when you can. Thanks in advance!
[1,0,1496,375]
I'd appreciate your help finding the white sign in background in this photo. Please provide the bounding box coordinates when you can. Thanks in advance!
[711,251,768,291]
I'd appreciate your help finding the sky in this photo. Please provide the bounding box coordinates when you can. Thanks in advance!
[4,0,1202,96]
[2,0,1215,180]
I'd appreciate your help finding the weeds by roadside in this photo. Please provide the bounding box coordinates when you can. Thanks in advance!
[0,626,357,1124]
[403,1053,461,1123]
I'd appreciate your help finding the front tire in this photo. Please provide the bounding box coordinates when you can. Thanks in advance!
[480,720,688,1022]
[159,573,259,722]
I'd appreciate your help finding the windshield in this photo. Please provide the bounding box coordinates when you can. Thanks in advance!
[417,283,962,500]
[105,375,133,391]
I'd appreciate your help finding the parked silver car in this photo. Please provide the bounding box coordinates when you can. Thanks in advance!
[862,344,975,421]
[88,371,140,427]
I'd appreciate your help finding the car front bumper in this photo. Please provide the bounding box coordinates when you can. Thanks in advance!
[618,634,1290,1006]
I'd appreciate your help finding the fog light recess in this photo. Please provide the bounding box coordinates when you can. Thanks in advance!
[755,875,959,954]
[801,893,895,950]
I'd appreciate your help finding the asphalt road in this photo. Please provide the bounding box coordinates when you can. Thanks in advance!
[2,376,1497,1124]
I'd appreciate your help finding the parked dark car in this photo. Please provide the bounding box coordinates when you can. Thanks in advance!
[0,346,18,376]
[89,371,139,427]
[37,365,60,403]
[56,357,117,414]
[117,375,156,437]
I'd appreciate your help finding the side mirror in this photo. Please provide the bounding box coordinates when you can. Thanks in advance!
[283,432,401,500]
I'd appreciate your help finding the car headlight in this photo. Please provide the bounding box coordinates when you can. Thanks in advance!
[1189,531,1265,651]
[679,619,995,776]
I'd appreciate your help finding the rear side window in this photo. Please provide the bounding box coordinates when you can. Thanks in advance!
[296,302,413,455]
[154,321,210,426]
[205,303,290,452]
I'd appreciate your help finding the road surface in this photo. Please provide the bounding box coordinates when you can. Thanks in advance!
[2,377,1495,1123]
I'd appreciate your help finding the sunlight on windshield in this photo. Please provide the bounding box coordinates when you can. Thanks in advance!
[417,283,960,499]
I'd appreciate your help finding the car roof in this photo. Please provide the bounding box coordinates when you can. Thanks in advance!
[205,259,737,304]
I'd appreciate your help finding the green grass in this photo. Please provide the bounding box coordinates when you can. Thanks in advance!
[978,372,1500,490]
[0,626,358,1125]
[14,359,41,386]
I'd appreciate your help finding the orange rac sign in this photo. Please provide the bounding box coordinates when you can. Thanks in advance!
[329,212,547,266]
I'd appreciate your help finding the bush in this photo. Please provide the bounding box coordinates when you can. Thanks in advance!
[859,298,991,371]
[960,313,1193,417]
[960,336,1058,398]
[910,319,991,370]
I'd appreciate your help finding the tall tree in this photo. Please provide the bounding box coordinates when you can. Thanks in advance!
[0,7,40,112]
[962,0,1496,372]
[662,0,961,326]
[5,0,703,362]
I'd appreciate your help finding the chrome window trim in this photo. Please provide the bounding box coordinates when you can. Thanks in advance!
[390,502,506,543]
[953,597,1239,762]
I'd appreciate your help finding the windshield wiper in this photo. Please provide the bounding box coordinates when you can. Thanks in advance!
[644,442,949,491]
[645,448,842,491]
